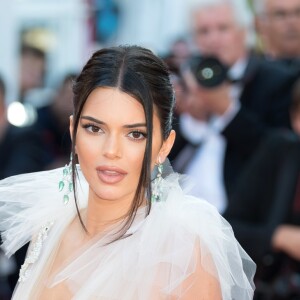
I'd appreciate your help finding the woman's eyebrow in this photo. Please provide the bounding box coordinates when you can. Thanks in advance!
[123,123,147,129]
[81,116,146,128]
[81,116,105,125]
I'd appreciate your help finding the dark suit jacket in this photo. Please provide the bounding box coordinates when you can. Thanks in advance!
[0,123,45,292]
[223,130,300,282]
[0,124,45,179]
[255,50,300,74]
[34,105,71,167]
[170,54,298,197]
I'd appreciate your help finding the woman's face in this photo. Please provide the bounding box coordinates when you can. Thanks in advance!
[72,87,174,204]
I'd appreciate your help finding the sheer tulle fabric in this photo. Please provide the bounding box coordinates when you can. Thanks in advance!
[0,167,255,299]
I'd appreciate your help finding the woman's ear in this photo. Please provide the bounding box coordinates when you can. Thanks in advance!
[159,130,176,162]
[69,115,74,142]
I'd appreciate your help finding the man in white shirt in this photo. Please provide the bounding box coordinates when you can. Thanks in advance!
[171,0,296,213]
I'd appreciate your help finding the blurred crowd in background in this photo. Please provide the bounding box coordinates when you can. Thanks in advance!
[1,0,300,299]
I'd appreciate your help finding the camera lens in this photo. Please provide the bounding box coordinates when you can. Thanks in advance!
[189,55,228,88]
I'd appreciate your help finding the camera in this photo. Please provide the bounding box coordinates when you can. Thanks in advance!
[188,55,229,88]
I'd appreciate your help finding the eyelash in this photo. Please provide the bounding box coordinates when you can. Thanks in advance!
[81,123,147,141]
[82,123,103,134]
[127,130,147,141]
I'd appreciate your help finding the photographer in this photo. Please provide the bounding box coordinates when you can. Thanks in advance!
[171,0,297,213]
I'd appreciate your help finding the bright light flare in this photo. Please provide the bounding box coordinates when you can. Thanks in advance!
[7,102,37,127]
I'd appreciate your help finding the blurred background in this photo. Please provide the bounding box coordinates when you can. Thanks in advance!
[0,0,196,105]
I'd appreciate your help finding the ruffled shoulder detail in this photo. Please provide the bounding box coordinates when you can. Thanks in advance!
[0,167,87,257]
[150,173,256,299]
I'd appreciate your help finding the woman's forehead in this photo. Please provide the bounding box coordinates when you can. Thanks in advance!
[84,87,143,111]
[80,87,162,133]
[81,87,157,125]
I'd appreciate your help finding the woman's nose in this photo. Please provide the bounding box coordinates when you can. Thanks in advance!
[102,134,121,159]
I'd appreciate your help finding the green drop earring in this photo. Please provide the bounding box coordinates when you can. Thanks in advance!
[59,153,73,205]
[151,158,163,202]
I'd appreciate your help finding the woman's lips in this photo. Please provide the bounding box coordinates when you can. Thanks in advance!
[96,166,127,184]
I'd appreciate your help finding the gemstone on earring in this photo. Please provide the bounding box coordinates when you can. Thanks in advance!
[63,166,69,177]
[63,195,69,205]
[59,181,65,192]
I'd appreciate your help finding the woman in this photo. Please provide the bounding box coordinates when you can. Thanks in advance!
[0,45,255,299]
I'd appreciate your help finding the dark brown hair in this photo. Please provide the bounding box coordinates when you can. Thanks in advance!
[71,45,175,239]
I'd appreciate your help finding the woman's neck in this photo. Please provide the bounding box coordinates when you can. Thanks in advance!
[84,190,135,237]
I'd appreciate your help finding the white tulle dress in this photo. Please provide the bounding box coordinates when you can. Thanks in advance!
[0,165,256,299]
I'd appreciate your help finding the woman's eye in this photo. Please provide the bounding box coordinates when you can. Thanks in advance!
[83,124,102,133]
[90,126,100,133]
[128,131,147,140]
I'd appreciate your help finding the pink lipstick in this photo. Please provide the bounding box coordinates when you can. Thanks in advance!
[96,166,127,184]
